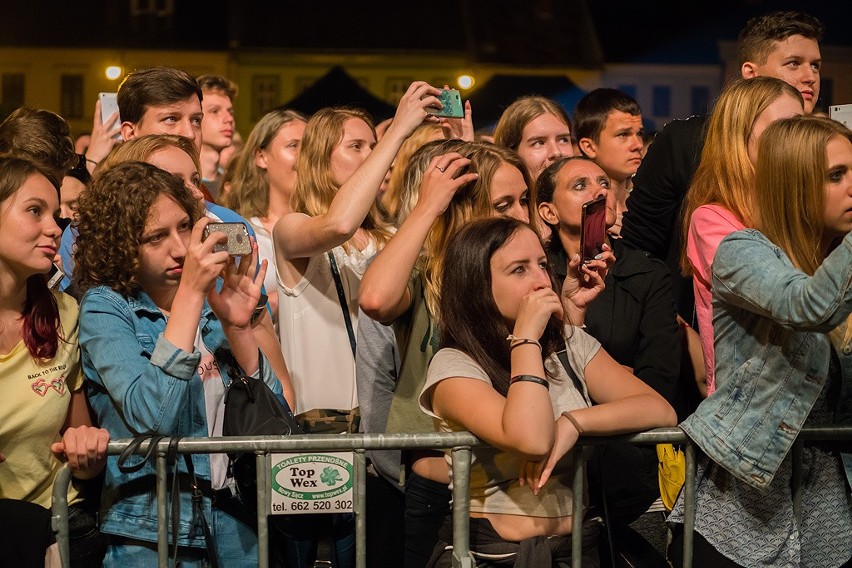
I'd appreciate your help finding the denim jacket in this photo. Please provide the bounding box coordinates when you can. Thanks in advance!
[681,229,852,490]
[79,285,282,547]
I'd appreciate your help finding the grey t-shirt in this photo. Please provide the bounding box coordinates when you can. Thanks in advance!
[419,327,600,518]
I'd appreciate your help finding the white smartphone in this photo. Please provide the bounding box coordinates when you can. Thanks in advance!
[98,92,122,140]
[830,104,852,129]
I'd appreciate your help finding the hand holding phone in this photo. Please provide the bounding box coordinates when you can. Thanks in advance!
[580,195,607,262]
[426,88,464,119]
[98,92,122,141]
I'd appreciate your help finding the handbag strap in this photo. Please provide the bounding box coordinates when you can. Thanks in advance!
[117,434,165,474]
[556,349,592,406]
[327,251,356,358]
[167,437,219,568]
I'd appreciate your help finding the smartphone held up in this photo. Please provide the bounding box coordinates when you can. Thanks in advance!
[426,88,464,119]
[580,195,607,262]
[203,222,252,256]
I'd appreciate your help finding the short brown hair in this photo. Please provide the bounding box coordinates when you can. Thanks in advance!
[573,88,642,144]
[738,11,824,66]
[0,107,75,187]
[73,161,203,296]
[197,74,238,100]
[118,67,203,125]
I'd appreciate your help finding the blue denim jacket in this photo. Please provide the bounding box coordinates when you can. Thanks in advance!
[681,229,852,490]
[79,285,282,547]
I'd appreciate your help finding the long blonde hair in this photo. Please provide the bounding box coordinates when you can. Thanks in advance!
[222,108,306,219]
[754,116,852,348]
[680,77,802,275]
[291,107,391,250]
[422,142,532,317]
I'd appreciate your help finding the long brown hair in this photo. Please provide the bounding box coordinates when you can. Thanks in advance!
[680,77,802,276]
[291,107,391,251]
[0,155,63,359]
[222,108,307,219]
[439,218,564,395]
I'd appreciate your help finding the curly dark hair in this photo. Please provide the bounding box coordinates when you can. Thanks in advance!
[73,161,202,296]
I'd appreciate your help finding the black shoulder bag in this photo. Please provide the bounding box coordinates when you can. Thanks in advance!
[219,348,302,512]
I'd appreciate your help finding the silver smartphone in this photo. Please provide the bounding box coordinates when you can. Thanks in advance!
[98,92,122,140]
[830,104,852,129]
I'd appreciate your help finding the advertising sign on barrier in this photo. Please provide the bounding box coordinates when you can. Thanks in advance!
[269,452,355,514]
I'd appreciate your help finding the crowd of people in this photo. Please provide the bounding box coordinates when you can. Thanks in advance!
[0,9,849,568]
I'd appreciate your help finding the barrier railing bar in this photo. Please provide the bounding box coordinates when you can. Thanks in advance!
[451,445,474,568]
[257,450,270,568]
[571,448,586,568]
[354,449,367,568]
[50,466,72,565]
[52,426,851,568]
[682,441,696,568]
[791,439,803,525]
[156,449,168,568]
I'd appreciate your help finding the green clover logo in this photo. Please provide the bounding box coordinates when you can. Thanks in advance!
[321,466,341,486]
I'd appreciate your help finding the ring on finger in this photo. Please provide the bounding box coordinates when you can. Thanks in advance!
[436,165,446,173]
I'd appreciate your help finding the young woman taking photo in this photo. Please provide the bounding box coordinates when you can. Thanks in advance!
[74,162,280,567]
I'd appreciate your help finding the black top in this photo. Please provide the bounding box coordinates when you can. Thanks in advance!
[549,237,689,420]
[620,115,708,324]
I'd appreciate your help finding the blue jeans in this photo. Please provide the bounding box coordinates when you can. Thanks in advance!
[102,506,257,567]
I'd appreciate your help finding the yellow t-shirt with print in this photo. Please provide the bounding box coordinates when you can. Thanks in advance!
[0,291,82,508]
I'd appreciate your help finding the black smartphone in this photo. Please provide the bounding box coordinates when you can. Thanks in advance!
[203,222,252,256]
[425,88,464,119]
[580,195,607,262]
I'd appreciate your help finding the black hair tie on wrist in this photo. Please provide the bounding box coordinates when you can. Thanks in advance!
[509,374,549,390]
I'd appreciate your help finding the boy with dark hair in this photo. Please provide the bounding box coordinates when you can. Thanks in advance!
[620,10,824,321]
[118,67,204,150]
[574,88,644,234]
[197,74,238,199]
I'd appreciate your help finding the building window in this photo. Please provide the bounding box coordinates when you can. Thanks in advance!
[2,73,25,110]
[690,86,710,116]
[652,85,671,118]
[618,84,637,98]
[61,75,85,119]
[252,75,280,121]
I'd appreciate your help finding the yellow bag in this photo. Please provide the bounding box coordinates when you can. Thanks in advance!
[657,443,686,511]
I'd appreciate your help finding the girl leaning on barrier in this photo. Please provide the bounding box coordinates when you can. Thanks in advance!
[73,161,281,567]
[418,217,676,567]
[0,155,109,567]
[669,116,852,567]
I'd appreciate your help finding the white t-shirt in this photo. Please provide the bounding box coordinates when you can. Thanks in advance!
[195,330,228,490]
[419,327,600,518]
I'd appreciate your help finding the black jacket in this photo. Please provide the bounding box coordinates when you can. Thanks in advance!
[620,115,707,323]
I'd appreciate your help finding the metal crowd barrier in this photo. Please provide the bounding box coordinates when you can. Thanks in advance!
[51,426,852,568]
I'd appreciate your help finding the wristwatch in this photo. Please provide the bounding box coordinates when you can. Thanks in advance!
[250,293,268,326]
